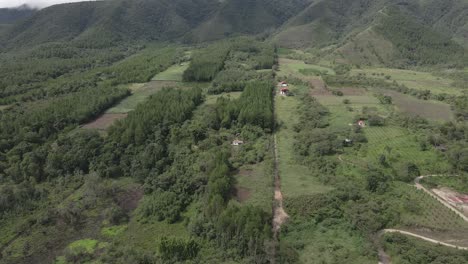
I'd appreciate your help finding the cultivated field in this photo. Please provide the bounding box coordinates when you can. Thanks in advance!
[379,89,453,121]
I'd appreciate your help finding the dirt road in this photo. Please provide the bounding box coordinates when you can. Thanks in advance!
[382,229,468,250]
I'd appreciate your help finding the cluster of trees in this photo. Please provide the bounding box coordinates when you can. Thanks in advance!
[102,46,183,85]
[185,38,276,94]
[293,95,340,166]
[182,42,231,82]
[216,40,276,90]
[0,43,138,104]
[237,82,274,130]
[0,85,129,184]
[189,153,272,260]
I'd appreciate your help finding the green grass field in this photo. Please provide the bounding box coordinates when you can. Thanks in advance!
[152,63,189,81]
[275,91,333,198]
[351,68,463,96]
[106,81,181,114]
[278,58,335,77]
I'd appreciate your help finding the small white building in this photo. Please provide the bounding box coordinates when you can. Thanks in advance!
[232,139,244,146]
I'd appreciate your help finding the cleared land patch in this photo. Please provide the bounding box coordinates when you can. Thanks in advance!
[82,113,127,130]
[380,89,453,121]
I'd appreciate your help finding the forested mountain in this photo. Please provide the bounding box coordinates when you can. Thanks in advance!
[1,0,467,66]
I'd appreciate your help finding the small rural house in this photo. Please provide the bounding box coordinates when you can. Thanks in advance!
[435,145,448,152]
[344,138,353,144]
[232,139,244,146]
[357,120,366,127]
[279,81,288,87]
[280,87,289,95]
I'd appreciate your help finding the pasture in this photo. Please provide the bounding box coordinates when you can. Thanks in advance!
[351,68,463,96]
[278,58,335,77]
[152,63,188,81]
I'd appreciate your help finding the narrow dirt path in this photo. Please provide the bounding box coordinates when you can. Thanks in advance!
[272,134,289,237]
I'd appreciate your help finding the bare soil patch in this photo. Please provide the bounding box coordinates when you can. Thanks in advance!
[336,87,366,96]
[238,168,253,177]
[82,113,127,130]
[309,78,332,96]
[115,185,144,213]
[234,186,251,203]
[432,187,468,217]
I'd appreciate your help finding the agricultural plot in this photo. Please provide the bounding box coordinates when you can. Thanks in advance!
[357,126,451,173]
[351,68,463,96]
[392,183,468,246]
[378,89,453,121]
